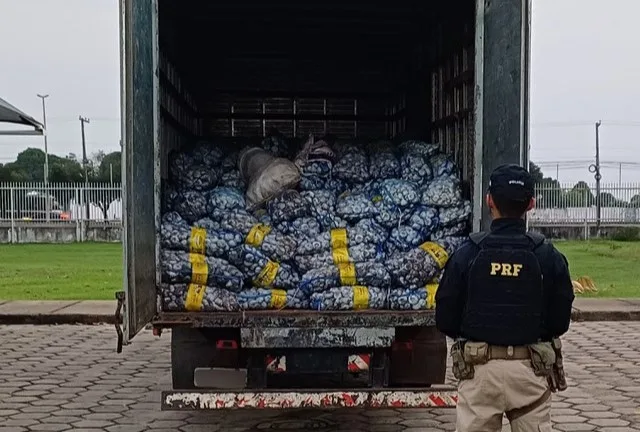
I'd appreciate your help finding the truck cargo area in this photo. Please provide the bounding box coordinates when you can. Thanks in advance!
[120,0,532,409]
[156,0,476,179]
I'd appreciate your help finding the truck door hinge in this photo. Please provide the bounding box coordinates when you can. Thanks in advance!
[115,291,125,353]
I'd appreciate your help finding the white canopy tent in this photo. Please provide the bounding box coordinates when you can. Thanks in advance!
[0,96,44,136]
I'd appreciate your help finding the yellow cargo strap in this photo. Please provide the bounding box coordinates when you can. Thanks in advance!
[419,242,449,269]
[270,289,287,309]
[189,253,208,285]
[330,228,356,285]
[330,228,349,251]
[185,283,206,311]
[353,286,370,310]
[254,260,280,288]
[189,227,207,255]
[246,224,272,247]
[426,283,438,309]
[337,262,357,286]
[331,247,350,265]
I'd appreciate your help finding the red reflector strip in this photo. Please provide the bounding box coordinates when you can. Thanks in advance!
[347,354,370,372]
[265,355,286,373]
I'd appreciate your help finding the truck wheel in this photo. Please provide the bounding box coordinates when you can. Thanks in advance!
[171,327,215,390]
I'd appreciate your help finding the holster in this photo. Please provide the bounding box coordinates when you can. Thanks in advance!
[527,342,556,378]
[550,338,568,392]
[463,341,490,365]
[450,340,475,381]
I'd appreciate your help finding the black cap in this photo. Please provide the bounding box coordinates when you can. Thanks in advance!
[489,164,535,201]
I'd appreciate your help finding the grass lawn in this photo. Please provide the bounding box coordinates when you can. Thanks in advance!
[553,240,640,298]
[0,241,638,300]
[0,243,122,301]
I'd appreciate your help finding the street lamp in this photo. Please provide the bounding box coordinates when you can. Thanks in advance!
[36,94,50,185]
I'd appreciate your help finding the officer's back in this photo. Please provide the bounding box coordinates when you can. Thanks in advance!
[435,164,575,432]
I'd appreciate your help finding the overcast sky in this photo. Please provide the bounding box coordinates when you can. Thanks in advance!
[0,0,639,185]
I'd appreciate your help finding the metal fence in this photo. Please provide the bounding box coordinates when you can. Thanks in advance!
[0,182,122,225]
[530,182,640,227]
[1,181,639,228]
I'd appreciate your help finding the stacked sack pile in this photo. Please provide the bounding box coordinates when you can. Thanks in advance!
[160,132,471,313]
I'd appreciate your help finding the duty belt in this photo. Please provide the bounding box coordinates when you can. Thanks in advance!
[488,345,530,360]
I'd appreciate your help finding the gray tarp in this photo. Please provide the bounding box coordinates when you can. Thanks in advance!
[0,97,43,135]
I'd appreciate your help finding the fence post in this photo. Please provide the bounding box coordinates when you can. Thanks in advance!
[76,188,83,243]
[583,187,589,240]
[9,187,16,244]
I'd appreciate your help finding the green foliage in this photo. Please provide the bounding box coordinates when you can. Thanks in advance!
[0,148,121,183]
[610,227,640,242]
[529,161,544,183]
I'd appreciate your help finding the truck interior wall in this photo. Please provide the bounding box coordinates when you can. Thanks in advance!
[157,0,476,196]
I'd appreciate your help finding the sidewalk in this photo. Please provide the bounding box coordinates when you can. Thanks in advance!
[0,300,117,325]
[0,298,639,325]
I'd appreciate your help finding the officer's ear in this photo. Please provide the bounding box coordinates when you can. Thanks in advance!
[526,197,536,212]
[486,194,495,210]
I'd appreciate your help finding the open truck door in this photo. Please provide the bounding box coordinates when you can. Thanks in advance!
[117,0,160,348]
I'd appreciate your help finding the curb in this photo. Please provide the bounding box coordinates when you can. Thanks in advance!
[0,311,638,325]
[0,314,116,325]
[571,310,640,322]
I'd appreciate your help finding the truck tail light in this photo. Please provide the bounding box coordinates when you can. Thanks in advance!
[216,340,238,350]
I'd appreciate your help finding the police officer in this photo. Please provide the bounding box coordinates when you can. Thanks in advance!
[435,164,575,432]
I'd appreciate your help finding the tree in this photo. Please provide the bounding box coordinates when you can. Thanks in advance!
[529,162,568,208]
[631,195,640,208]
[0,148,84,183]
[529,161,544,184]
[566,181,595,207]
[536,178,567,208]
[597,192,618,207]
[84,151,122,219]
[97,151,121,183]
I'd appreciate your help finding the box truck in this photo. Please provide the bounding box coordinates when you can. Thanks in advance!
[117,0,532,410]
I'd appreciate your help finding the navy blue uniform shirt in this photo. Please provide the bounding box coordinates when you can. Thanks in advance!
[435,218,575,341]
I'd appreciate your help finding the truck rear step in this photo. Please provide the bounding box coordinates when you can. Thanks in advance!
[162,386,458,410]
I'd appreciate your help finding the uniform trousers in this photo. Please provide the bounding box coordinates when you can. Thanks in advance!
[456,359,552,432]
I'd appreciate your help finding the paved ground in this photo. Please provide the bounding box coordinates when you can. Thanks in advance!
[1,322,640,431]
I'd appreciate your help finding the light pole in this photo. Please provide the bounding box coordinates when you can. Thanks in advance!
[79,116,91,220]
[37,94,51,222]
[36,94,50,184]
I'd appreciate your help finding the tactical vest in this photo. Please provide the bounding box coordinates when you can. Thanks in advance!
[461,231,545,346]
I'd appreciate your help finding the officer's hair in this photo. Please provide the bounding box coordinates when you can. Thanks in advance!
[491,194,530,218]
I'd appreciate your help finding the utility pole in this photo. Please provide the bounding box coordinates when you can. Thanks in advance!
[79,116,91,220]
[619,163,622,186]
[36,94,50,184]
[589,121,602,237]
[37,94,51,222]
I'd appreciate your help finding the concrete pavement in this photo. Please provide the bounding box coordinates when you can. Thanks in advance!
[0,298,639,325]
[1,322,640,431]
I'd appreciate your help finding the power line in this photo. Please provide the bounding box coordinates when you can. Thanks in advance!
[47,116,120,122]
[532,120,640,128]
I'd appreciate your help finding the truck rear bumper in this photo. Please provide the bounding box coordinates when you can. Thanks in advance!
[161,386,458,410]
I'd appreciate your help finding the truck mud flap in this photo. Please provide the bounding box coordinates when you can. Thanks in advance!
[161,386,458,410]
